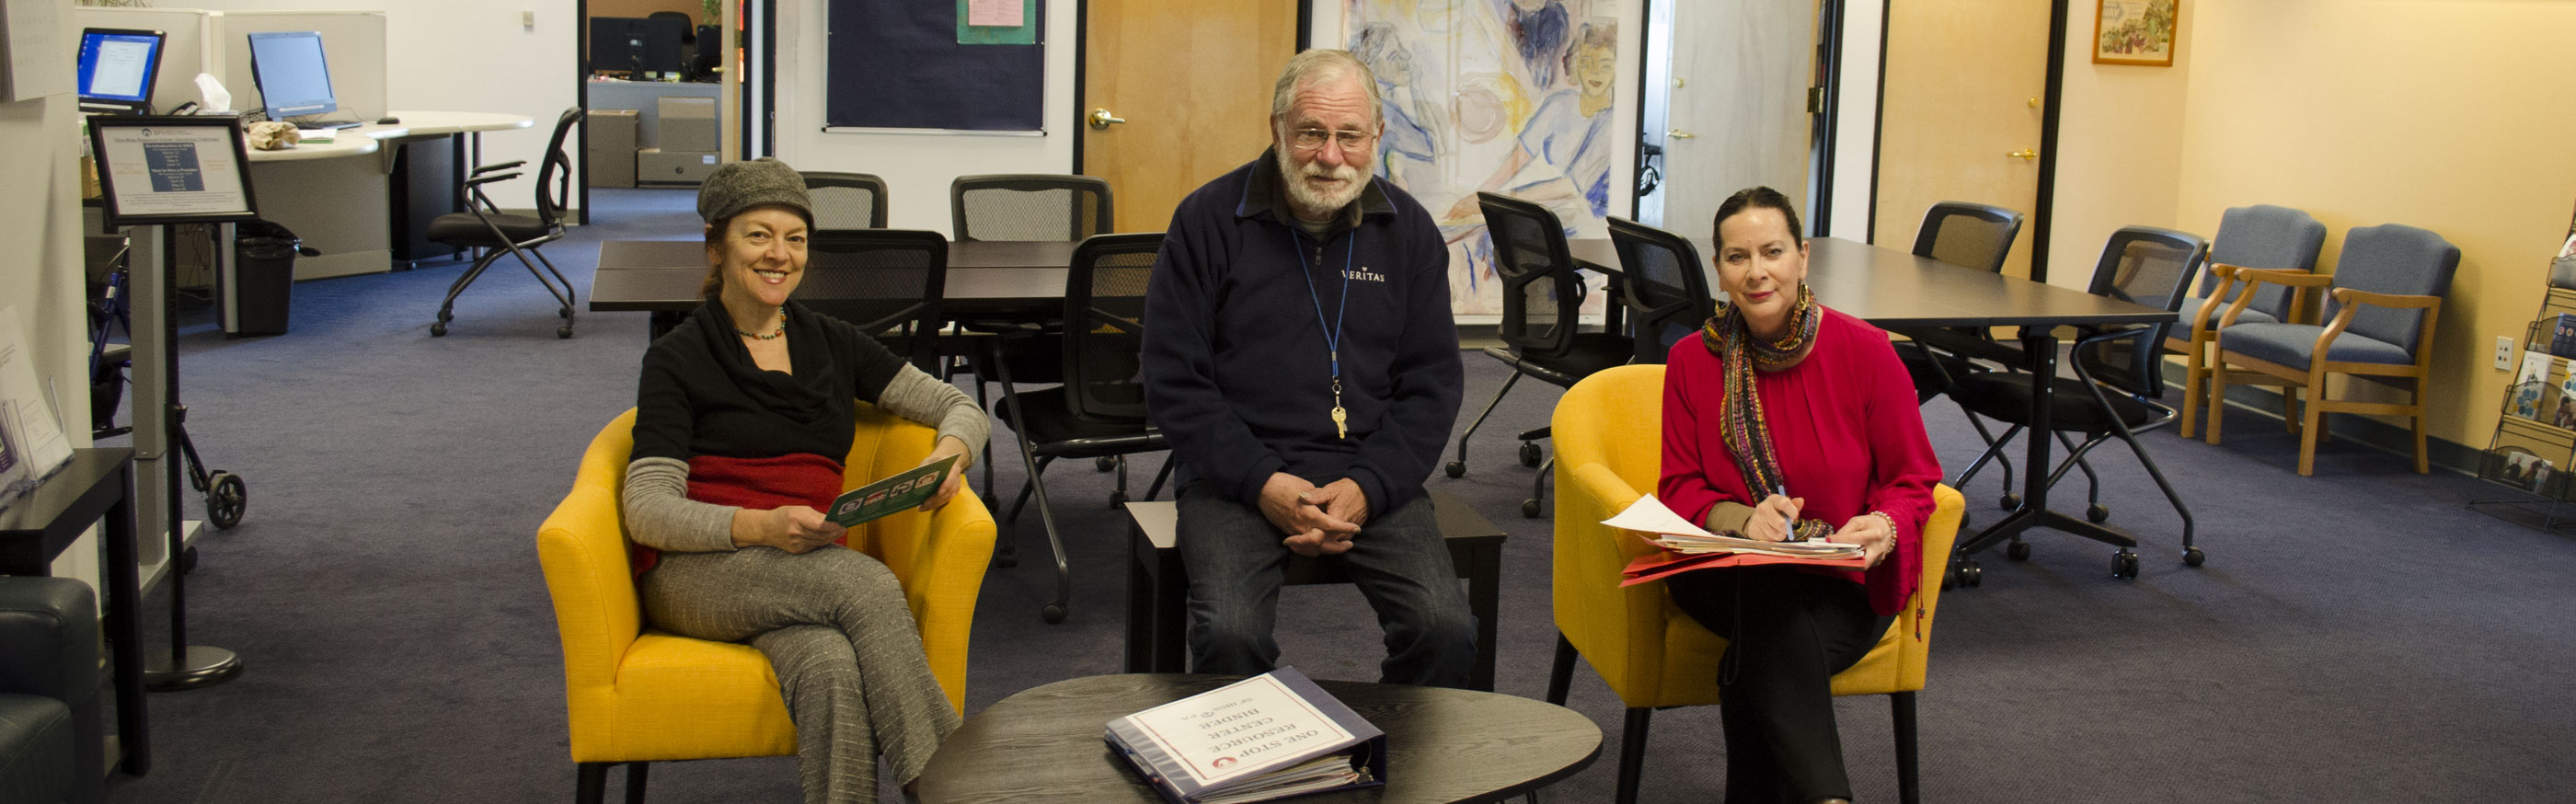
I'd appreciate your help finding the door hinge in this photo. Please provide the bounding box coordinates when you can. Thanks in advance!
[1806,86,1828,114]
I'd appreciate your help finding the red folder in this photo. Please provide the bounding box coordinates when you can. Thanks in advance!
[1619,549,1868,587]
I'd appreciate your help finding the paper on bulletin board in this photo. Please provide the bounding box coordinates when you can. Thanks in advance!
[958,0,1038,45]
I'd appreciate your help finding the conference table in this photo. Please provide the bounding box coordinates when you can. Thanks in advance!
[589,238,1072,341]
[1569,236,2179,582]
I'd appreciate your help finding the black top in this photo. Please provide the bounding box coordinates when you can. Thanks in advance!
[631,296,908,463]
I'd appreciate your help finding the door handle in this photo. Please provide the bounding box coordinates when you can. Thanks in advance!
[1088,109,1127,131]
[1666,130,1696,139]
[2008,148,2039,161]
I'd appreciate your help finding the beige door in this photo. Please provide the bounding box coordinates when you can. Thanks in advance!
[1660,0,1818,236]
[1082,0,1299,231]
[1873,0,2051,279]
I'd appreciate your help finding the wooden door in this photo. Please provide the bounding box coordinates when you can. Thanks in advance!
[1659,0,1818,238]
[1083,0,1299,232]
[1873,0,2050,279]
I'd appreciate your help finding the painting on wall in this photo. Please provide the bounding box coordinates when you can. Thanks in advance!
[1345,0,1619,316]
[2093,0,2178,66]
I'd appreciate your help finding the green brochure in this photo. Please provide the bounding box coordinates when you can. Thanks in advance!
[825,455,960,527]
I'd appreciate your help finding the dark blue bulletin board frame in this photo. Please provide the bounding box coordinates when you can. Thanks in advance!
[826,0,1045,132]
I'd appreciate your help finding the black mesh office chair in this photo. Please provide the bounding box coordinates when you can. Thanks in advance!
[426,107,581,338]
[801,171,889,230]
[1455,192,1632,518]
[949,174,1120,497]
[1606,217,1715,365]
[794,229,948,374]
[1893,201,2027,398]
[990,233,1168,624]
[1944,226,2206,582]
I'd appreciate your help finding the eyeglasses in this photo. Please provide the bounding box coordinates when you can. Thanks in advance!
[1288,127,1375,154]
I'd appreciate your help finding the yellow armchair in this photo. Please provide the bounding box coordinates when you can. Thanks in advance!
[1545,364,1964,804]
[535,406,996,803]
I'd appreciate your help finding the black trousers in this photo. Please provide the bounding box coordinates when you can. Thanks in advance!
[1665,567,1892,803]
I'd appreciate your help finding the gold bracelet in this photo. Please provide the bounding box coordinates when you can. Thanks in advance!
[1868,510,1899,536]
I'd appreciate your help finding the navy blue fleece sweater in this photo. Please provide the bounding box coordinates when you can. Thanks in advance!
[1141,151,1465,516]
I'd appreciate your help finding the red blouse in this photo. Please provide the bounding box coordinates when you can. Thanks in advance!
[1657,306,1944,616]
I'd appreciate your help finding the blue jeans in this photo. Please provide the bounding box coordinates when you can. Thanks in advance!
[1176,485,1478,688]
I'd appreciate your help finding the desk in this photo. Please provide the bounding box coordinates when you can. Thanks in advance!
[1570,236,2178,581]
[1123,491,1507,691]
[0,449,147,775]
[914,673,1601,804]
[239,111,535,281]
[590,239,1074,339]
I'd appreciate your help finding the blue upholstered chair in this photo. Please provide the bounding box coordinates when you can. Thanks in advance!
[2206,223,2460,475]
[2167,205,2329,438]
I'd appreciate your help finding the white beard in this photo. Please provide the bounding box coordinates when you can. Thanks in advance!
[1275,148,1367,220]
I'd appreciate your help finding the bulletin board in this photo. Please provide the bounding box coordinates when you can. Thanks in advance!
[825,0,1044,133]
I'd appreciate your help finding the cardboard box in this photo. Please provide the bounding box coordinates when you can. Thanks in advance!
[587,109,638,189]
[637,149,717,185]
[657,96,718,152]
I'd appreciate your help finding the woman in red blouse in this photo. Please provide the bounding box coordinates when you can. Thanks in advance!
[1658,186,1943,804]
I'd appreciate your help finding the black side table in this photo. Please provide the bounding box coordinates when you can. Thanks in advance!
[0,448,149,775]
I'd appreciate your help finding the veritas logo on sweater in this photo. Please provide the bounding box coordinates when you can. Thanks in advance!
[1343,267,1387,282]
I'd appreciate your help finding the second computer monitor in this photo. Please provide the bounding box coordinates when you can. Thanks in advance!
[76,28,166,115]
[247,30,339,121]
[589,17,686,78]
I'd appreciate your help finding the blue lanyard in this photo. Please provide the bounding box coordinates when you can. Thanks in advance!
[1294,229,1353,383]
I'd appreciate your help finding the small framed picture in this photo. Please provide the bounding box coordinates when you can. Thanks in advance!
[86,115,261,227]
[2093,0,2179,67]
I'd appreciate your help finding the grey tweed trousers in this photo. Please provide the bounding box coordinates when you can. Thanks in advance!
[640,545,960,804]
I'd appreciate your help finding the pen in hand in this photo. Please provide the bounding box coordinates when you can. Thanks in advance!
[1775,483,1800,542]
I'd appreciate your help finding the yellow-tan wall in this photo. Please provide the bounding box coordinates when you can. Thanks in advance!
[2045,0,2191,289]
[2171,0,2576,452]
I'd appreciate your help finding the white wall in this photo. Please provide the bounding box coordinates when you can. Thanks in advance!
[772,0,1078,235]
[173,1,579,211]
[1825,0,1880,242]
[2044,0,2191,290]
[1,3,99,585]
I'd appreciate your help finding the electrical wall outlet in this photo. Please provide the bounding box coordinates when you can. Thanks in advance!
[2497,336,2516,370]
[522,11,535,28]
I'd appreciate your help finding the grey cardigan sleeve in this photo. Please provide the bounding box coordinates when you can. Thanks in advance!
[621,457,739,553]
[876,364,989,460]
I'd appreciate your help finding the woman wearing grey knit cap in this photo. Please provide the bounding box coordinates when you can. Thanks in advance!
[620,157,985,802]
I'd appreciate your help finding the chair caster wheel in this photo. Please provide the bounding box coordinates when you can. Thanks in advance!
[206,471,247,530]
[1998,493,2020,511]
[430,322,448,337]
[2112,550,2140,580]
[558,325,573,339]
[2006,539,2030,561]
[1108,491,1127,508]
[1521,498,1542,519]
[1958,560,1983,588]
[1041,603,1067,625]
[1444,461,1466,478]
[2087,503,2110,523]
[995,544,1018,569]
[2183,546,2206,568]
[1518,442,1543,467]
[1095,456,1117,472]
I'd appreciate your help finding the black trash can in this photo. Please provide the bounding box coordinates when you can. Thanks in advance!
[228,221,305,336]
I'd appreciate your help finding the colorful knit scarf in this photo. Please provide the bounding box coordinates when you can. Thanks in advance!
[1699,283,1834,541]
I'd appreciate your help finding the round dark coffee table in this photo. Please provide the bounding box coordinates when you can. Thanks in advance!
[915,673,1602,803]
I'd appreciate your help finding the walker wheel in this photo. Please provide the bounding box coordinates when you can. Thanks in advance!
[1444,461,1466,478]
[1518,442,1543,467]
[2006,539,2030,561]
[2183,546,2206,568]
[2087,503,2110,523]
[206,471,247,530]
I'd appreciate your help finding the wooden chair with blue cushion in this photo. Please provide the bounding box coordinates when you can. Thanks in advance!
[2167,204,2329,438]
[2206,223,2460,475]
[1547,364,1965,804]
[535,407,996,804]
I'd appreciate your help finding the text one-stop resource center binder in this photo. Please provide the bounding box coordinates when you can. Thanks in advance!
[1105,667,1387,804]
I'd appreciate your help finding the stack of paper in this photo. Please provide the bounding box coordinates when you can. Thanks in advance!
[1603,494,1863,559]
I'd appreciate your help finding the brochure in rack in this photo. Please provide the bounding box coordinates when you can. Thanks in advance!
[822,454,959,527]
[0,306,74,510]
[1105,667,1386,804]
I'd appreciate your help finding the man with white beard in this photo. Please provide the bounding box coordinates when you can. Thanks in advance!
[1140,49,1474,687]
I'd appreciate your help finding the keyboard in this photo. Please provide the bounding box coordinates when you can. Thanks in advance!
[294,121,363,131]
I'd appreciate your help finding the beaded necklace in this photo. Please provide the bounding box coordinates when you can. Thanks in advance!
[735,305,786,340]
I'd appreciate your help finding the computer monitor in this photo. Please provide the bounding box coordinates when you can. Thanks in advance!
[76,28,165,115]
[589,17,686,78]
[247,30,341,121]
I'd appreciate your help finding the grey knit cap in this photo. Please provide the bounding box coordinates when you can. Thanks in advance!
[696,157,812,224]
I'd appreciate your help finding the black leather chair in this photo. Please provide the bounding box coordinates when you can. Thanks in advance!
[0,577,104,804]
[1455,192,1632,518]
[1605,216,1714,364]
[990,233,1169,624]
[426,107,581,338]
[801,171,889,230]
[795,229,949,374]
[1945,226,2207,580]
